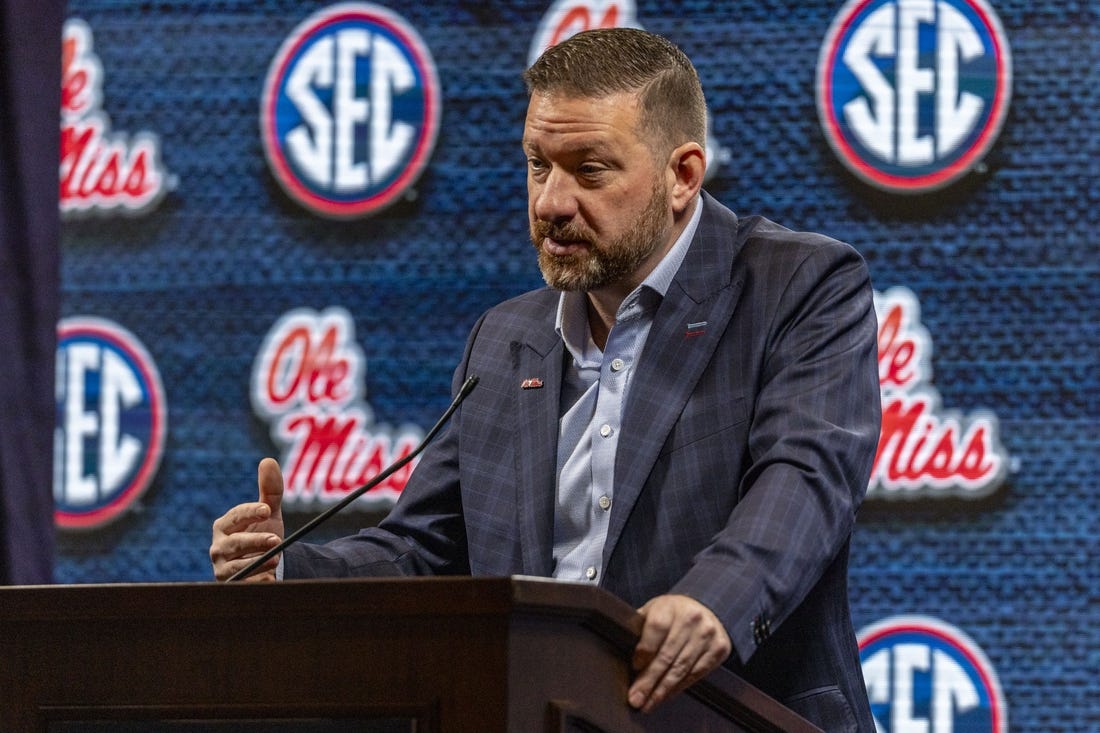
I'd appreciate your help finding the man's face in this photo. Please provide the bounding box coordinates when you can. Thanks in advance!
[524,91,673,293]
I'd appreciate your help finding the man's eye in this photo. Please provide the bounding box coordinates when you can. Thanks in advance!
[578,164,607,179]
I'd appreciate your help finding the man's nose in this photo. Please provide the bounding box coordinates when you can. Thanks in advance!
[531,170,578,223]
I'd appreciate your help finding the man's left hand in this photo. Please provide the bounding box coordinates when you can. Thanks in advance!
[628,594,732,713]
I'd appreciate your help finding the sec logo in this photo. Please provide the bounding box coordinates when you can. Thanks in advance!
[261,3,440,218]
[54,317,167,530]
[816,0,1012,193]
[859,615,1007,733]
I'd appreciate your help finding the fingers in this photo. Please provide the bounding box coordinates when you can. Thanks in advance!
[627,595,732,714]
[212,501,271,537]
[258,457,284,518]
[210,504,282,581]
[212,543,281,582]
[210,458,287,582]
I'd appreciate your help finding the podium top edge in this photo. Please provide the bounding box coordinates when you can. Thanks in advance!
[0,576,635,623]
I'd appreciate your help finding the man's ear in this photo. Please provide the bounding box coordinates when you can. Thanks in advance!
[667,142,706,216]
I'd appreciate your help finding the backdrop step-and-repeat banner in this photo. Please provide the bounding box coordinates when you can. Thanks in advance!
[55,2,1097,731]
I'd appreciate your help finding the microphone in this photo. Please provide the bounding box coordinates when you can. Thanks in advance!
[228,375,479,582]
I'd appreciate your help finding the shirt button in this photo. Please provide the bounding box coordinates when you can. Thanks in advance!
[598,495,612,511]
[585,566,598,580]
[599,424,613,438]
[610,358,625,372]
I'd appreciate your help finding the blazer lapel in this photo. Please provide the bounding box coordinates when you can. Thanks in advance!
[511,323,564,577]
[604,194,746,563]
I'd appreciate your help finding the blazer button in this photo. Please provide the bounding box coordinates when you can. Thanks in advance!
[752,614,771,645]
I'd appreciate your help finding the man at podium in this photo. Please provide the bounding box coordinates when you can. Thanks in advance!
[212,28,879,733]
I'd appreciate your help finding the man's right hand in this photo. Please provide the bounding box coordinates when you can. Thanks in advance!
[210,457,286,582]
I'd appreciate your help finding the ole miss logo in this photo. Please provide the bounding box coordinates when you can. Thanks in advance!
[61,18,170,216]
[859,616,1007,732]
[816,0,1012,193]
[261,3,440,218]
[527,0,641,68]
[250,307,423,507]
[54,318,167,529]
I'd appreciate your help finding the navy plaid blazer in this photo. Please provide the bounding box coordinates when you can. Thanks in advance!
[286,192,881,732]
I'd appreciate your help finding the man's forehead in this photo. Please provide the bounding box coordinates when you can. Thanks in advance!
[523,92,643,148]
[525,89,641,116]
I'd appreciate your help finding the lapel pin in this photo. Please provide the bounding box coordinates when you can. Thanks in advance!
[685,321,708,338]
[521,377,544,390]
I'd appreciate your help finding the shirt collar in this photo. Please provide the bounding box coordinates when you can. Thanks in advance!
[642,195,704,299]
[555,195,705,355]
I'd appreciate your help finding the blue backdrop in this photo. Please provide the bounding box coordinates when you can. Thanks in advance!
[55,2,1098,730]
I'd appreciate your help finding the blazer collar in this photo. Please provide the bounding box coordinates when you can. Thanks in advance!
[670,191,741,303]
[511,298,563,576]
[604,192,747,565]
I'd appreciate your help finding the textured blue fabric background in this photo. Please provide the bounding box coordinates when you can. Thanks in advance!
[57,2,1098,730]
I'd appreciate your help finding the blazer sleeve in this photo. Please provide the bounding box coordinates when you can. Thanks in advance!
[669,238,880,664]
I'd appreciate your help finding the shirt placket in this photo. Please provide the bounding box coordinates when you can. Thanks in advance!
[582,299,643,582]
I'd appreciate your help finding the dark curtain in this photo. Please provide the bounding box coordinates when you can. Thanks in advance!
[0,0,63,584]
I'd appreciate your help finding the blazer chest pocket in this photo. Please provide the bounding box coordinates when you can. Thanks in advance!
[782,686,858,733]
[659,394,748,458]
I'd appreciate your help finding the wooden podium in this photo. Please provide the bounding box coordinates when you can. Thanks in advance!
[0,577,822,732]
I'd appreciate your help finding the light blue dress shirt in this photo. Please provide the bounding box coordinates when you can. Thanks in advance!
[551,198,704,583]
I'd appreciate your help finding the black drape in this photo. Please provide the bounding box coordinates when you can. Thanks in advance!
[0,1,63,584]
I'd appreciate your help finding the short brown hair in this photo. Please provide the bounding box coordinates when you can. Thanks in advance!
[523,28,707,156]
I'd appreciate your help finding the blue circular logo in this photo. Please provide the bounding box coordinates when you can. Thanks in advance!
[859,615,1007,732]
[54,318,167,529]
[816,0,1012,193]
[261,3,440,218]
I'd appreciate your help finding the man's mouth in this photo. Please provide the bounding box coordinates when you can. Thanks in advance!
[542,237,590,256]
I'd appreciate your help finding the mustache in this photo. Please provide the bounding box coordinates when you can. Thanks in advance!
[531,219,596,245]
